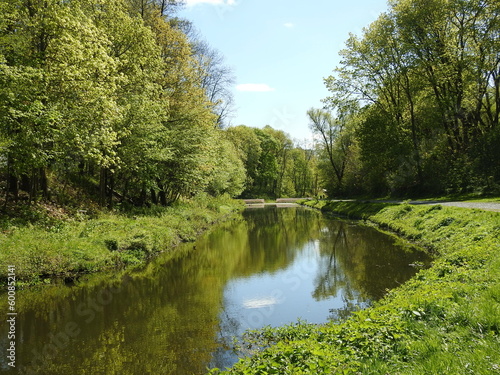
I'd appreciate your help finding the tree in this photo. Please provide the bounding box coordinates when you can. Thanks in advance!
[0,0,127,203]
[0,0,246,209]
[191,39,235,128]
[226,125,298,198]
[261,126,293,197]
[329,13,425,185]
[205,132,246,197]
[127,0,184,18]
[321,0,500,195]
[226,125,262,196]
[307,108,355,195]
[288,145,317,197]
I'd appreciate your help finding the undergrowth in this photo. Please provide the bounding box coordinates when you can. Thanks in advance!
[0,194,243,286]
[209,200,500,374]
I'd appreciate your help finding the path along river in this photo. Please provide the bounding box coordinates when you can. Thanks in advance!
[0,205,432,374]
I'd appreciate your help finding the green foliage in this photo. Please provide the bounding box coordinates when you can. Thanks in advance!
[321,0,500,197]
[227,125,318,198]
[205,132,246,197]
[0,195,243,285]
[0,0,245,209]
[214,201,500,374]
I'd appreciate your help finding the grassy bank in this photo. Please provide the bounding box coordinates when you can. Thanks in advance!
[211,200,500,374]
[0,194,244,286]
[301,199,397,219]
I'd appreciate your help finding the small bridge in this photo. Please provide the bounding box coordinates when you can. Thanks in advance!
[276,198,311,203]
[242,199,265,204]
[241,198,311,208]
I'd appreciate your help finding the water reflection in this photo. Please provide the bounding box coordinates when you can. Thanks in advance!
[0,207,431,374]
[212,207,431,369]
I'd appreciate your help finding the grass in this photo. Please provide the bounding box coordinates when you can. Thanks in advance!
[209,200,500,374]
[299,199,396,219]
[0,193,244,286]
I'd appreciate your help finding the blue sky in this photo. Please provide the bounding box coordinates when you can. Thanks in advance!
[179,0,389,141]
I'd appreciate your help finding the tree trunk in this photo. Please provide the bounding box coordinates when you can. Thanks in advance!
[8,174,19,201]
[108,171,114,208]
[138,187,148,206]
[156,179,167,206]
[39,167,48,199]
[150,189,158,205]
[122,178,130,204]
[99,167,107,206]
[5,158,18,207]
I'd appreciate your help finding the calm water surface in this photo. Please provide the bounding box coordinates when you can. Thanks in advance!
[0,206,431,374]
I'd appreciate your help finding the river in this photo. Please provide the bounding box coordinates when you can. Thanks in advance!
[0,206,431,374]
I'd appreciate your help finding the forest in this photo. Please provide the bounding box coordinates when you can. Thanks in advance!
[1,0,500,212]
[312,0,500,197]
[0,0,238,208]
[0,0,320,210]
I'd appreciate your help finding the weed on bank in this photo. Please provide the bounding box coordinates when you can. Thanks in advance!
[0,194,243,286]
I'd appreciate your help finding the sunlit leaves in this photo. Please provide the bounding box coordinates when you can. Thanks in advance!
[0,0,246,205]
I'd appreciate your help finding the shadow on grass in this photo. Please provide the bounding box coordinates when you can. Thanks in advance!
[301,199,397,220]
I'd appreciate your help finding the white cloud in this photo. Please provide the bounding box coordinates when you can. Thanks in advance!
[236,83,276,92]
[284,22,294,28]
[185,0,236,6]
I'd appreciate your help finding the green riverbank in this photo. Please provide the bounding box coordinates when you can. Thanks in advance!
[211,200,500,374]
[0,194,244,287]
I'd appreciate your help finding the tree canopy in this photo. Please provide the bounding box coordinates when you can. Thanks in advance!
[3,0,498,206]
[0,0,245,207]
[316,0,500,197]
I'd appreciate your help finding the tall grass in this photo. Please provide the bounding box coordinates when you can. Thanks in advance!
[0,194,243,286]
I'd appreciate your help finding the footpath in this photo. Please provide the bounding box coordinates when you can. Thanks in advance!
[374,199,500,212]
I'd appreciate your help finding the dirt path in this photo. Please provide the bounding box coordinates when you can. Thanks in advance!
[409,200,500,212]
[365,199,500,212]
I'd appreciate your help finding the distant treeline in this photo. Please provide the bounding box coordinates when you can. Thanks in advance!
[226,125,318,199]
[310,0,500,197]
